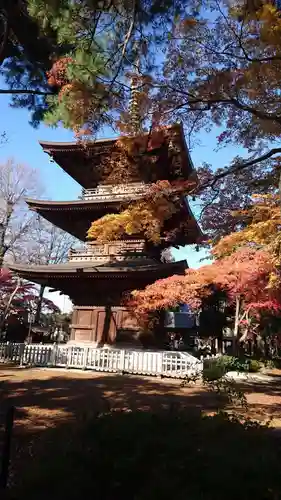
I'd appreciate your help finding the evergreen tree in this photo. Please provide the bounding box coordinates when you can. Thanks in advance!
[1,0,192,132]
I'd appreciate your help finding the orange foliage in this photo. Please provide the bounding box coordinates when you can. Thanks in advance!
[47,57,73,88]
[130,248,279,316]
[115,129,166,156]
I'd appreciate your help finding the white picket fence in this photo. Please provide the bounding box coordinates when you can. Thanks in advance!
[0,342,203,379]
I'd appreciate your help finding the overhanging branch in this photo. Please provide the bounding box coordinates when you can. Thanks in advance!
[211,148,281,188]
[0,89,53,95]
[196,148,281,194]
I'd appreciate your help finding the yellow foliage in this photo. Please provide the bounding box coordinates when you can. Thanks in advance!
[87,179,194,244]
[213,194,281,259]
[87,197,177,244]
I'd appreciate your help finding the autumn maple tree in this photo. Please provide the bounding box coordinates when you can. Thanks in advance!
[197,159,280,244]
[0,268,59,332]
[158,1,281,178]
[213,194,281,260]
[130,247,281,341]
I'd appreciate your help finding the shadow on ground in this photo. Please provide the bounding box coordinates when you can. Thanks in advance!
[3,405,281,500]
[1,367,281,499]
[0,366,281,433]
[0,367,217,429]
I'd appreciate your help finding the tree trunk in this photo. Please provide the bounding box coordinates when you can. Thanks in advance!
[0,277,20,333]
[34,284,45,324]
[0,204,13,267]
[0,224,6,267]
[233,296,240,355]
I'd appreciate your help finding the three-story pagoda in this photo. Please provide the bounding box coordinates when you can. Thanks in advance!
[9,123,201,346]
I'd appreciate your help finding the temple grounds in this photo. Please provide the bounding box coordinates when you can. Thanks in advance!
[1,365,281,431]
[1,365,281,499]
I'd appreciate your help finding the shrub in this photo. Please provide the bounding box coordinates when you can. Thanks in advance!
[203,361,226,381]
[248,359,263,372]
[263,358,281,369]
[203,355,262,380]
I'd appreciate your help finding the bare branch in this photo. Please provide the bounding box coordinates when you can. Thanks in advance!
[230,98,281,125]
[198,185,220,221]
[109,0,137,89]
[161,92,281,126]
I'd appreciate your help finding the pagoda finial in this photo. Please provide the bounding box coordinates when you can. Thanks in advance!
[129,52,142,135]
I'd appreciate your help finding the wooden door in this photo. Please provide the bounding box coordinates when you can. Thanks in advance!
[70,306,118,344]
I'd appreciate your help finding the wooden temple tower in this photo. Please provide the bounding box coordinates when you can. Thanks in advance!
[9,124,201,346]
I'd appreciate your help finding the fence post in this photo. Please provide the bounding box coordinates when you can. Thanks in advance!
[119,349,126,374]
[7,342,11,362]
[66,346,72,369]
[83,347,89,370]
[0,406,15,490]
[19,343,25,366]
[51,343,58,367]
[157,352,164,377]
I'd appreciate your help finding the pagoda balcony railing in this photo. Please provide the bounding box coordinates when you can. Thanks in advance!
[82,182,147,201]
[68,240,147,263]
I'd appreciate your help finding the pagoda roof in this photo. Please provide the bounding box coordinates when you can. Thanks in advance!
[9,260,187,300]
[26,198,123,241]
[26,196,202,245]
[164,199,203,247]
[9,260,187,275]
[39,123,195,188]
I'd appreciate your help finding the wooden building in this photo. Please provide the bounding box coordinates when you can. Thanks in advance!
[9,124,201,346]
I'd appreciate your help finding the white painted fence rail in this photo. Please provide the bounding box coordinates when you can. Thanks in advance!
[0,342,203,379]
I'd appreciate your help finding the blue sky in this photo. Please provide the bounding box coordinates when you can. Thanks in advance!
[0,88,247,311]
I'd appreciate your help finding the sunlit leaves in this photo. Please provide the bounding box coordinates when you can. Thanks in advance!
[130,248,280,321]
[197,160,279,245]
[88,180,194,244]
[212,194,281,259]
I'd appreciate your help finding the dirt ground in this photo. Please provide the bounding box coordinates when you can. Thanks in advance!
[0,364,281,433]
[1,365,280,498]
[0,364,281,493]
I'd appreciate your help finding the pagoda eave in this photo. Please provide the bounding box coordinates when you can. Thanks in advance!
[39,123,196,188]
[26,197,202,245]
[161,199,203,248]
[9,260,187,304]
[9,260,187,278]
[26,198,125,241]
